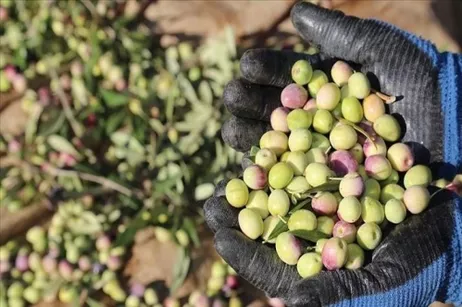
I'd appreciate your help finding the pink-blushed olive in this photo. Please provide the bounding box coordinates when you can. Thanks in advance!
[308,70,329,98]
[275,232,303,265]
[305,162,334,187]
[288,129,313,152]
[357,222,382,250]
[243,165,267,190]
[291,59,313,85]
[238,208,264,240]
[286,176,311,195]
[262,216,280,244]
[365,155,392,181]
[269,162,294,189]
[363,136,387,157]
[315,238,328,254]
[349,143,364,164]
[348,72,371,99]
[361,196,385,224]
[288,209,317,231]
[384,199,407,224]
[306,148,328,164]
[281,83,308,109]
[380,169,400,187]
[339,172,364,197]
[260,131,289,157]
[403,186,430,214]
[341,96,363,123]
[329,150,358,176]
[345,243,365,270]
[331,60,353,87]
[333,220,357,243]
[287,109,313,130]
[404,165,432,188]
[268,189,290,216]
[312,192,338,216]
[363,178,381,200]
[303,98,317,113]
[297,252,323,278]
[255,148,277,171]
[337,196,362,223]
[246,190,269,219]
[321,237,348,270]
[313,109,334,134]
[316,83,341,111]
[380,184,405,204]
[387,143,415,172]
[447,174,462,196]
[363,94,385,122]
[373,114,401,142]
[270,107,290,132]
[225,179,249,208]
[317,216,335,236]
[329,124,357,150]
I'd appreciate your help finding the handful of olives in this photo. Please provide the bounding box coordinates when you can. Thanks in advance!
[224,59,449,279]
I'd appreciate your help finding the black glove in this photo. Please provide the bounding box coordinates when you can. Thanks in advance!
[205,2,462,307]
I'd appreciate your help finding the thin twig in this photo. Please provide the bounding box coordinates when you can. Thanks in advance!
[1,157,133,197]
[49,68,83,137]
[45,166,133,197]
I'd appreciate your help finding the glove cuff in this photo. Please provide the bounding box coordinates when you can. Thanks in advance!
[438,53,462,174]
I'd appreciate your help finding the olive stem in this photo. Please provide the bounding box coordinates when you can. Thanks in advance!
[372,89,397,104]
[335,116,375,145]
[328,177,343,181]
[430,187,446,200]
[277,215,288,224]
[324,146,332,155]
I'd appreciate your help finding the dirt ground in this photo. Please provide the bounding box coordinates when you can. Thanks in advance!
[1,1,460,306]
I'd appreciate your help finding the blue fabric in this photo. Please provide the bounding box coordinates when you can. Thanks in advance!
[330,26,462,307]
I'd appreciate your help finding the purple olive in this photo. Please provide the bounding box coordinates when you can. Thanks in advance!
[329,150,358,176]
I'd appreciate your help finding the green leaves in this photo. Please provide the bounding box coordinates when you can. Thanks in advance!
[289,229,328,243]
[100,89,129,108]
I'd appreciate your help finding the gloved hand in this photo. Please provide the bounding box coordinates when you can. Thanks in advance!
[205,2,462,307]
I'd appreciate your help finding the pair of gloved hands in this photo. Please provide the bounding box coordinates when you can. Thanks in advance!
[204,2,462,307]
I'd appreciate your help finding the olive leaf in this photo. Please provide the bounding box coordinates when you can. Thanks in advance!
[266,216,289,241]
[47,135,82,159]
[170,247,191,295]
[289,229,329,243]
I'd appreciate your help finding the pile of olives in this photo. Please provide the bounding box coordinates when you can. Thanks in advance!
[225,59,443,278]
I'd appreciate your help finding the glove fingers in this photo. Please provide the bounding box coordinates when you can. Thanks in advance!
[224,78,282,122]
[204,196,239,233]
[240,49,321,88]
[291,1,387,64]
[221,116,270,152]
[215,228,300,299]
